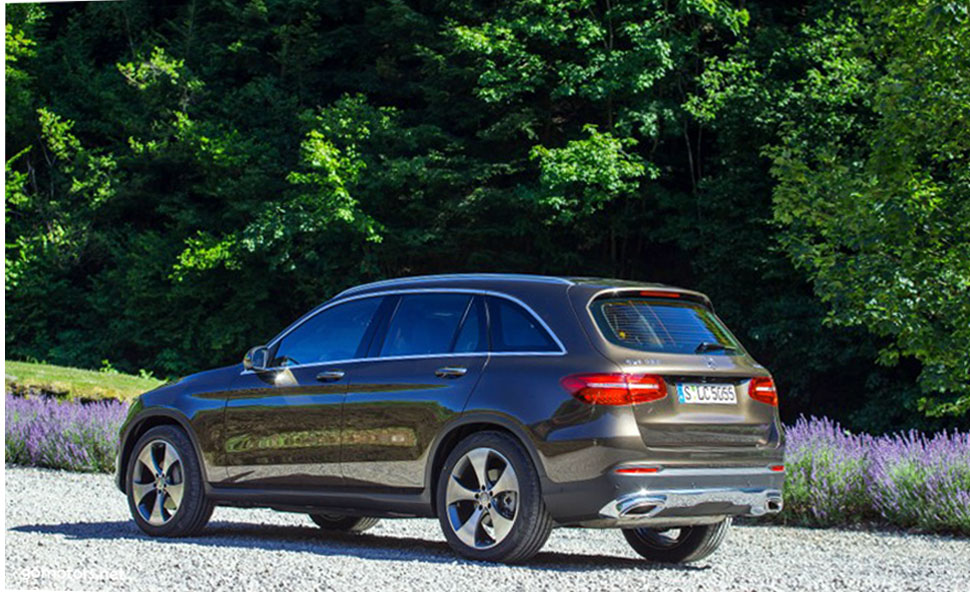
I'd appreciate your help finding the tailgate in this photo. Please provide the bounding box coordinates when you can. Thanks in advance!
[633,375,779,451]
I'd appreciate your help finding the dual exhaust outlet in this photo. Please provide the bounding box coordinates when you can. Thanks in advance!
[602,488,784,522]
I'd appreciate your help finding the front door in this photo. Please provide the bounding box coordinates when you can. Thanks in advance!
[223,295,385,488]
[341,293,489,488]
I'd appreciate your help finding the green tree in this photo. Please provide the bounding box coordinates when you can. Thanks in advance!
[683,1,967,429]
[5,0,966,429]
[768,1,970,415]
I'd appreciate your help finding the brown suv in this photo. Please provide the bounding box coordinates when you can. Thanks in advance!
[116,274,784,563]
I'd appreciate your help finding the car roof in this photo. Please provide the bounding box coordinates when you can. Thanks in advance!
[334,273,705,301]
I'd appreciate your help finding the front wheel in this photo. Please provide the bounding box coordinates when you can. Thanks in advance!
[436,431,553,563]
[126,425,213,537]
[622,518,732,563]
[309,513,380,533]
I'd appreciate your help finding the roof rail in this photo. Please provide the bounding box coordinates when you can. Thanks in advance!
[335,273,573,298]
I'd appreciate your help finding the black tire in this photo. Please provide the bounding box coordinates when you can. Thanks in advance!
[309,513,380,533]
[435,431,553,563]
[622,518,732,563]
[125,425,214,537]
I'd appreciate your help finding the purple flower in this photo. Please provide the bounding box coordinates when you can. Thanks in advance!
[5,393,129,473]
[782,416,875,525]
[867,429,970,533]
[783,416,970,534]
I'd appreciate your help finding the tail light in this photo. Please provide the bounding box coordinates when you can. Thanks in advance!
[615,466,661,475]
[561,373,667,405]
[748,377,778,406]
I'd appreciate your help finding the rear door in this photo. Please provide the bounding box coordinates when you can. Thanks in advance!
[341,292,488,488]
[223,295,386,488]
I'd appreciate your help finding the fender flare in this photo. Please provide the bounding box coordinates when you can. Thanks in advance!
[422,412,550,503]
[117,407,210,492]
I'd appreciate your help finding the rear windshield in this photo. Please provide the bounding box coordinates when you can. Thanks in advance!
[590,298,742,355]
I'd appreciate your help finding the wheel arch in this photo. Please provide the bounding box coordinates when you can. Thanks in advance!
[425,413,548,516]
[117,408,208,493]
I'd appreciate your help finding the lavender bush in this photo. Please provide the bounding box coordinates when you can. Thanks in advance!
[867,429,970,534]
[5,394,128,472]
[781,416,876,525]
[782,416,970,535]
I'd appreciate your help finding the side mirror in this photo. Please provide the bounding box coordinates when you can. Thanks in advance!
[243,345,270,371]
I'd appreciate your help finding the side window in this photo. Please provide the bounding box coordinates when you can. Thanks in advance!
[486,296,559,353]
[380,293,472,357]
[452,297,487,353]
[271,297,382,367]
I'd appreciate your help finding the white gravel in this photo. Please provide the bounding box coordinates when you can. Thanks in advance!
[4,465,969,591]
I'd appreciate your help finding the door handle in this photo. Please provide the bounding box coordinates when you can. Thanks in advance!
[435,366,467,379]
[315,370,345,382]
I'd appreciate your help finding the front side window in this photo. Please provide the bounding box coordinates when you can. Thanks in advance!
[380,293,472,357]
[590,297,742,355]
[271,297,382,366]
[486,297,559,353]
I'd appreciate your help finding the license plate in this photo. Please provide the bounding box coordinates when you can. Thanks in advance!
[677,383,737,405]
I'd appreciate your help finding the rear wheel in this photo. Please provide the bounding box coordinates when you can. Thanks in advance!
[622,518,731,563]
[126,425,213,537]
[436,431,552,563]
[309,513,380,533]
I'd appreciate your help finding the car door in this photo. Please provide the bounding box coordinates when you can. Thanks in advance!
[341,292,489,488]
[223,295,387,488]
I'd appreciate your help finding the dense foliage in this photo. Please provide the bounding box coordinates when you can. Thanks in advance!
[5,0,968,431]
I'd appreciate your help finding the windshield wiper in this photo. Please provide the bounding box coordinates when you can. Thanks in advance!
[695,341,737,353]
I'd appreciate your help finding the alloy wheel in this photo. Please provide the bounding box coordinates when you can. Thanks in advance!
[444,447,519,549]
[130,439,185,526]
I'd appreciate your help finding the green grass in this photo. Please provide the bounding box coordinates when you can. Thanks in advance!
[4,360,164,402]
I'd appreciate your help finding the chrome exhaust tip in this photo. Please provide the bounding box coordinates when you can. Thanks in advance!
[766,495,783,513]
[600,488,784,522]
[622,501,666,518]
[600,493,668,520]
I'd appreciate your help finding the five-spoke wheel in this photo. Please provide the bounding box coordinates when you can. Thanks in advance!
[436,431,552,563]
[131,439,185,526]
[444,447,520,549]
[126,425,213,537]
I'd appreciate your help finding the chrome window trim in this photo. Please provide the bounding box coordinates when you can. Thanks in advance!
[241,288,567,375]
[240,349,564,375]
[336,273,574,298]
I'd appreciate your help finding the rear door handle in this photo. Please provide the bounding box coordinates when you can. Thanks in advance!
[435,366,467,379]
[316,370,345,382]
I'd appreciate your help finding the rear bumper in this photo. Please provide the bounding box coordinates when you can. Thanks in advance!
[544,465,785,527]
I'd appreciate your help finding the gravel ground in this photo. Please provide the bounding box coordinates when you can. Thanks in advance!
[5,465,969,591]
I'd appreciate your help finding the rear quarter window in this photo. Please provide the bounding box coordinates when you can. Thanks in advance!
[590,297,742,355]
[486,297,559,353]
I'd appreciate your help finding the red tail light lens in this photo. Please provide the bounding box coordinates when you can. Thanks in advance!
[615,466,661,474]
[748,377,778,406]
[561,373,667,405]
[637,290,680,298]
[769,464,785,472]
